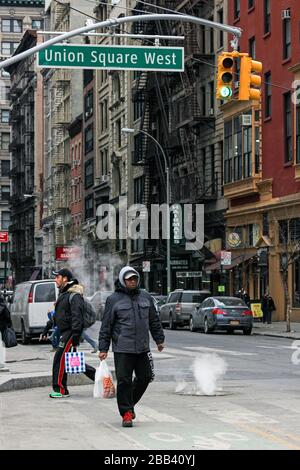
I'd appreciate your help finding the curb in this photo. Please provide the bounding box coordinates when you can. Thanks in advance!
[253,331,300,340]
[0,372,96,393]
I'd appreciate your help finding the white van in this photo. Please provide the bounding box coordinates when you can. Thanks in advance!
[10,280,59,344]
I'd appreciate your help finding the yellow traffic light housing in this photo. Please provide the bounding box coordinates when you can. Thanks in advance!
[239,55,263,101]
[216,52,235,100]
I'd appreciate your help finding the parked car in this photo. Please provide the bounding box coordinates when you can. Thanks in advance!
[153,295,167,315]
[159,289,211,329]
[190,296,253,335]
[10,280,59,344]
[87,291,113,321]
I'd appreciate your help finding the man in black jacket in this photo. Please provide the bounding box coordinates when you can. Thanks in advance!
[0,295,12,334]
[99,266,165,427]
[48,268,95,399]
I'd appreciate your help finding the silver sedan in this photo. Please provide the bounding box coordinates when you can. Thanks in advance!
[190,296,253,335]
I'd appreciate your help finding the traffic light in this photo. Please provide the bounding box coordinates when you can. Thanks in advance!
[216,52,235,100]
[239,55,263,101]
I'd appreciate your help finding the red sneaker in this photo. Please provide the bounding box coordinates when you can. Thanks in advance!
[122,411,133,427]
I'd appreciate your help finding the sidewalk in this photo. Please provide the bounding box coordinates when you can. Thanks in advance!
[253,321,300,340]
[0,342,104,393]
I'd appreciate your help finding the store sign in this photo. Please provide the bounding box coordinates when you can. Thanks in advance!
[250,303,263,319]
[176,271,202,278]
[55,246,80,261]
[227,231,242,248]
[0,231,8,243]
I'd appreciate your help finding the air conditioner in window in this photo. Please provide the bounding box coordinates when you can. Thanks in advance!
[152,185,158,195]
[100,175,109,183]
[241,114,252,126]
[209,108,214,116]
[282,9,291,19]
[73,160,78,166]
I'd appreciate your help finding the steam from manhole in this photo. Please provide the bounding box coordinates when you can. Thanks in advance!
[175,354,228,397]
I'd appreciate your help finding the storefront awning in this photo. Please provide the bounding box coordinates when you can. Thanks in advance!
[205,253,256,272]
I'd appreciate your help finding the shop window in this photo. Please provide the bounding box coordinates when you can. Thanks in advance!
[294,259,300,308]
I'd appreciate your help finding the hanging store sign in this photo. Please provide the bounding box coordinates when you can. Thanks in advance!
[176,271,202,278]
[221,251,232,266]
[55,246,80,261]
[38,44,184,72]
[0,232,8,243]
[227,231,242,248]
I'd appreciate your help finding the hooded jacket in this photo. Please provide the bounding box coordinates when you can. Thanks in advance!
[99,266,165,354]
[54,280,84,338]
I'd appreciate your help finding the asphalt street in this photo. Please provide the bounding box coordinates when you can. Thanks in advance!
[1,326,300,450]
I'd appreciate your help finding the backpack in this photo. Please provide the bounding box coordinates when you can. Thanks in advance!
[69,293,96,329]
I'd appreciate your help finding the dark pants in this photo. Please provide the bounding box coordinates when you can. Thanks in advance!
[263,310,273,324]
[52,333,96,395]
[114,351,155,417]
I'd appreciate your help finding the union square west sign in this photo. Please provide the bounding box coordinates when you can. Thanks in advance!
[37,43,184,72]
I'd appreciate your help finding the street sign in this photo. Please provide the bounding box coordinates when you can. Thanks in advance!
[0,232,8,243]
[38,44,184,72]
[218,285,226,293]
[142,261,151,272]
[221,251,232,266]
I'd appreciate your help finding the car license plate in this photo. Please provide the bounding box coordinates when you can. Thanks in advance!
[230,321,240,326]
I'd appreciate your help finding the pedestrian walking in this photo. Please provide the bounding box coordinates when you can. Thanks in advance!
[242,289,251,308]
[261,292,276,324]
[0,295,12,368]
[99,266,165,428]
[46,268,96,398]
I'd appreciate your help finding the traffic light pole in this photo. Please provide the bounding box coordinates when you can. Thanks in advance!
[0,14,242,70]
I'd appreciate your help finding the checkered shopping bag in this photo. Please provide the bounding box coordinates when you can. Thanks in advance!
[65,350,86,374]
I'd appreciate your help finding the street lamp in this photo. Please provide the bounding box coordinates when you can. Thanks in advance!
[122,127,171,295]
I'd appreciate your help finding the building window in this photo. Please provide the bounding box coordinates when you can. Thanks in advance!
[297,96,300,163]
[31,19,43,30]
[1,160,10,177]
[217,9,224,48]
[84,125,93,154]
[1,110,9,123]
[116,119,122,148]
[100,148,108,175]
[264,0,271,34]
[249,36,256,59]
[85,159,94,188]
[0,133,10,150]
[294,259,300,307]
[283,13,291,60]
[262,213,269,236]
[1,19,22,33]
[209,81,214,112]
[264,71,272,118]
[112,73,121,102]
[100,99,108,132]
[1,186,10,201]
[224,120,233,184]
[248,0,255,9]
[201,86,206,116]
[243,126,252,178]
[233,116,242,181]
[234,0,240,19]
[284,92,292,163]
[1,211,10,230]
[84,90,93,120]
[133,92,143,121]
[133,133,144,164]
[0,85,9,101]
[1,41,19,56]
[85,195,94,220]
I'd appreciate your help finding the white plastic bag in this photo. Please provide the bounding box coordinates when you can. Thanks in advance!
[93,360,115,399]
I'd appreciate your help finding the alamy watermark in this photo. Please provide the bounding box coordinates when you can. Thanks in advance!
[96,197,204,251]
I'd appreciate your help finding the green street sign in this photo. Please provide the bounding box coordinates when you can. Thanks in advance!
[37,44,184,72]
[218,285,225,293]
